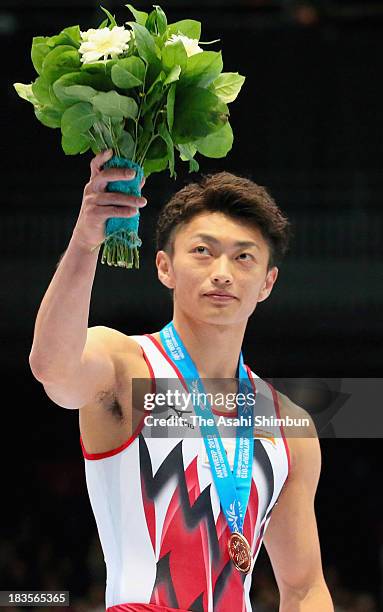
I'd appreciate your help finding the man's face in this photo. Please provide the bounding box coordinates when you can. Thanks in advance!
[156,211,279,326]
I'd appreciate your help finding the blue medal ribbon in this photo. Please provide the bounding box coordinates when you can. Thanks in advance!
[160,321,255,537]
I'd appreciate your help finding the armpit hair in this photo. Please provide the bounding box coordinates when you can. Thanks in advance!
[96,389,124,422]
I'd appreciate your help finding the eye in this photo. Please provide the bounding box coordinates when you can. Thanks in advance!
[192,245,210,255]
[237,252,253,261]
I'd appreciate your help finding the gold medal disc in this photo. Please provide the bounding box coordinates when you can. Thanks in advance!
[228,532,252,573]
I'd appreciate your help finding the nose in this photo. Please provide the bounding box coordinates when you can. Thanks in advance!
[210,256,233,285]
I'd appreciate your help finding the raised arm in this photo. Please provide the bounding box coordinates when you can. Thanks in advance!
[29,149,147,409]
[263,393,334,611]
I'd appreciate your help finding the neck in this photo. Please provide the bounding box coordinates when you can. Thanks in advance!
[168,309,247,379]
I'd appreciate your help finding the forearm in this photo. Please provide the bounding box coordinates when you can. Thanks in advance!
[280,581,334,612]
[29,235,100,381]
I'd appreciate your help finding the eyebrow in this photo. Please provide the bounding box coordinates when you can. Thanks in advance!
[191,233,261,250]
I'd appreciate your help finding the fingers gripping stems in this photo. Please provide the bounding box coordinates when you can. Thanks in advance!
[100,156,145,269]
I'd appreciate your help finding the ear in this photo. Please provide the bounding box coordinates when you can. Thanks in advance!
[156,250,176,289]
[258,266,279,303]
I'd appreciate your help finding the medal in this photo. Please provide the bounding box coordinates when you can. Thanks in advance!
[228,532,252,573]
[160,321,256,574]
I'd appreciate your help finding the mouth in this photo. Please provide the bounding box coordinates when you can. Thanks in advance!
[203,291,238,302]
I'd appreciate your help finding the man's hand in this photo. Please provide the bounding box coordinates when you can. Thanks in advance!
[72,149,147,252]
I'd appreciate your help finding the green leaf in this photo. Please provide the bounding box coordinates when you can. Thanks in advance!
[41,45,81,83]
[146,6,167,36]
[143,155,168,177]
[181,51,223,88]
[145,10,157,34]
[164,65,181,86]
[31,37,51,75]
[166,82,176,132]
[189,158,199,172]
[61,102,97,135]
[62,25,82,46]
[146,70,164,96]
[92,91,138,119]
[176,142,199,173]
[120,56,146,81]
[47,26,81,49]
[177,142,197,161]
[90,141,101,155]
[172,86,228,143]
[98,18,108,29]
[117,130,135,158]
[145,60,162,90]
[32,76,50,105]
[195,122,233,158]
[146,87,164,114]
[162,40,187,73]
[32,75,63,107]
[62,131,91,155]
[53,71,111,106]
[142,81,164,115]
[128,22,160,65]
[34,105,63,128]
[110,118,124,139]
[210,72,245,103]
[167,19,201,40]
[154,5,167,35]
[13,82,38,105]
[80,59,117,82]
[111,56,145,88]
[146,135,167,158]
[100,6,117,28]
[158,122,175,177]
[125,4,148,26]
[143,112,154,133]
[152,32,165,50]
[62,85,98,103]
[111,65,141,89]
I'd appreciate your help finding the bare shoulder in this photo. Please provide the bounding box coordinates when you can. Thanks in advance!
[84,324,150,403]
[275,389,321,485]
[86,325,143,358]
[275,389,318,436]
[85,324,148,384]
[40,325,144,411]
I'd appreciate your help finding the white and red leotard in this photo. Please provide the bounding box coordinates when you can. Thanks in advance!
[80,334,290,612]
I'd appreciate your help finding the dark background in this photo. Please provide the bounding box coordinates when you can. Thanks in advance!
[1,0,382,610]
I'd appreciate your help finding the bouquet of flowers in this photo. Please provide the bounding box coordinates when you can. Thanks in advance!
[14,4,245,268]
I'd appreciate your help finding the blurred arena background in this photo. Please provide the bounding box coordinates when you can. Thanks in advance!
[1,0,382,610]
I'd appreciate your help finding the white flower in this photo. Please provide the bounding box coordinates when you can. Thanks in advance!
[165,34,202,57]
[79,26,132,64]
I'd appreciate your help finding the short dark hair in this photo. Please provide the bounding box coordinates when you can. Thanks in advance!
[156,171,292,269]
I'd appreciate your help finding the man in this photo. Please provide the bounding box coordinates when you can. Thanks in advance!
[29,149,333,611]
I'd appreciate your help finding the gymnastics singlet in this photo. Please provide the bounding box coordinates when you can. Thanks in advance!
[80,334,291,612]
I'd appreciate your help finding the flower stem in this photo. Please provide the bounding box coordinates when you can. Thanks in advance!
[137,103,163,167]
[88,128,100,152]
[137,136,155,168]
[94,122,108,151]
[132,63,148,163]
[109,118,121,157]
